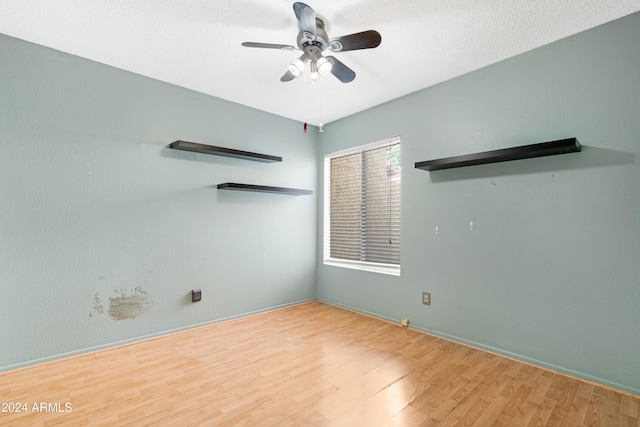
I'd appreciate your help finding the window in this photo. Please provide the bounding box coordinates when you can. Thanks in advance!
[323,137,401,275]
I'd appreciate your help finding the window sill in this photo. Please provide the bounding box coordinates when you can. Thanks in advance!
[323,259,401,276]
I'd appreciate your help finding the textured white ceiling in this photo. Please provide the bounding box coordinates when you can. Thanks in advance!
[2,1,640,126]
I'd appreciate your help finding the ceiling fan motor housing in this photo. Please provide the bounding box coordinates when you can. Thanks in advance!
[297,18,329,59]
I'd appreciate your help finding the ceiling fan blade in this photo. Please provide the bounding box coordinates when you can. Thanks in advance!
[326,56,356,83]
[329,30,382,52]
[280,70,297,82]
[242,42,296,50]
[293,2,316,36]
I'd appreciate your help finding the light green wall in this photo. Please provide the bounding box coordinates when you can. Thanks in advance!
[0,34,317,370]
[317,13,640,394]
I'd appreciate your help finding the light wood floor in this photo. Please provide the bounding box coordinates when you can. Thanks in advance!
[1,302,638,426]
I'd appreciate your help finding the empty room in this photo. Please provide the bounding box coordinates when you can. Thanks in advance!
[1,1,639,426]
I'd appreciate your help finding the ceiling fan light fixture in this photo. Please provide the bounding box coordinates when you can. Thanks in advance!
[316,57,332,75]
[288,59,305,77]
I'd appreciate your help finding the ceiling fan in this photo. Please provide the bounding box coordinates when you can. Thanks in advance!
[242,2,381,83]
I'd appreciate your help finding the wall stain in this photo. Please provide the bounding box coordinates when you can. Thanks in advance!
[108,285,152,320]
[92,292,104,314]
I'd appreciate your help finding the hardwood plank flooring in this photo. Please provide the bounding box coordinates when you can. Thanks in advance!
[1,301,638,426]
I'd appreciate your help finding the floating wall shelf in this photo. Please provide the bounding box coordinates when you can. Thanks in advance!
[415,138,581,171]
[169,140,282,163]
[217,183,313,195]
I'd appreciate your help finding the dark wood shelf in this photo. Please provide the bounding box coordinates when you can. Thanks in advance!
[217,183,313,195]
[170,140,282,163]
[415,138,581,171]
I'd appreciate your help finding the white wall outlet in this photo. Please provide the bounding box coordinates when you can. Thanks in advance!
[422,292,431,306]
[401,317,409,327]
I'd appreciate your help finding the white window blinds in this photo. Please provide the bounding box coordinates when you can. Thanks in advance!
[327,141,401,269]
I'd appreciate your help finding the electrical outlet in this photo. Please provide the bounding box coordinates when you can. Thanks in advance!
[422,292,431,306]
[401,318,409,327]
[191,289,202,302]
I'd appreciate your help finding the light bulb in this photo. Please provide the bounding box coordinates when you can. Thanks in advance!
[317,57,332,75]
[309,60,320,82]
[288,59,305,77]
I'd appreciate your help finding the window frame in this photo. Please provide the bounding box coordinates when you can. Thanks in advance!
[323,137,401,276]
